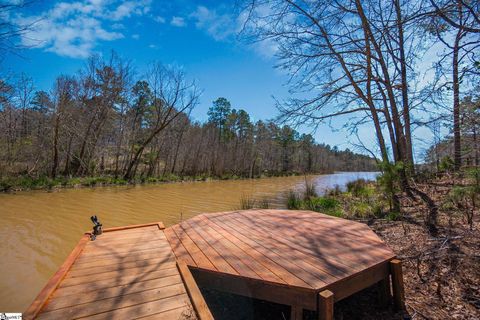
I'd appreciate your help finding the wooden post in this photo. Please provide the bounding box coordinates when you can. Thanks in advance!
[318,290,334,320]
[291,305,303,320]
[390,259,405,310]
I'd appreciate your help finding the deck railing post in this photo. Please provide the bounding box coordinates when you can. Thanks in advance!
[318,290,334,320]
[390,259,405,310]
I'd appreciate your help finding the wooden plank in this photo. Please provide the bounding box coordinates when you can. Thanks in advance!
[239,211,393,270]
[80,294,190,320]
[72,253,174,271]
[177,261,214,320]
[94,231,162,242]
[172,224,215,270]
[139,306,194,320]
[191,268,317,310]
[68,256,176,278]
[37,283,186,320]
[24,234,90,320]
[164,227,196,266]
[62,263,177,287]
[390,259,405,310]
[179,220,238,275]
[256,210,393,251]
[43,275,183,311]
[188,219,286,283]
[101,224,160,234]
[200,216,308,287]
[235,211,392,278]
[74,248,172,266]
[76,247,169,263]
[81,240,171,257]
[55,268,179,296]
[216,215,332,287]
[86,232,166,246]
[327,261,389,301]
[318,290,334,320]
[186,218,263,280]
[204,216,314,289]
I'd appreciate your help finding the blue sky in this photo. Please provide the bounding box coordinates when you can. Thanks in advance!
[3,0,362,151]
[3,0,451,160]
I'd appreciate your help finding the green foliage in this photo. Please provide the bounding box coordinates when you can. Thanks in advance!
[346,179,369,197]
[302,197,343,217]
[466,168,480,190]
[377,161,403,211]
[286,190,301,209]
[386,211,400,221]
[439,156,454,172]
[326,185,342,196]
[446,185,477,228]
[303,179,317,200]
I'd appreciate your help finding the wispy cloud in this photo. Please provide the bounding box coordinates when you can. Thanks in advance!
[154,16,166,24]
[190,6,237,41]
[14,0,152,58]
[170,16,186,27]
[190,5,277,59]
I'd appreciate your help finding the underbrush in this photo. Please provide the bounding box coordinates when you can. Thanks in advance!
[286,178,391,219]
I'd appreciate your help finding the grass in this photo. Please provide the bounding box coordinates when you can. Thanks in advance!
[285,178,390,219]
[237,195,271,210]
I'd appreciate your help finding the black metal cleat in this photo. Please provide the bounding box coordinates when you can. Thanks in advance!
[90,215,103,241]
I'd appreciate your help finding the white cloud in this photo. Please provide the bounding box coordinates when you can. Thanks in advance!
[148,44,158,49]
[132,34,140,39]
[154,16,165,24]
[190,6,237,41]
[14,0,151,58]
[170,16,186,27]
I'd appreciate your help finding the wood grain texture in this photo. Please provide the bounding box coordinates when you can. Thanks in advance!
[166,209,398,315]
[27,222,211,320]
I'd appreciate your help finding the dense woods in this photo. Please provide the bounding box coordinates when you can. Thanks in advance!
[0,54,375,188]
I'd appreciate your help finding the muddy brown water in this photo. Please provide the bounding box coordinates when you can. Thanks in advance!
[0,172,377,312]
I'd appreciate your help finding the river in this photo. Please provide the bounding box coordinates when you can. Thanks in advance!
[0,171,378,312]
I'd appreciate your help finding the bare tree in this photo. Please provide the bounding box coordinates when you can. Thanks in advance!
[123,63,200,180]
[429,0,480,170]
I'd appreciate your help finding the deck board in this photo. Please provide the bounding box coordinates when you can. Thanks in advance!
[165,209,397,312]
[26,223,213,320]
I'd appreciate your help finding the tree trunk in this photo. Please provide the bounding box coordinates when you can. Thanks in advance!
[395,0,414,172]
[51,114,60,178]
[453,31,462,171]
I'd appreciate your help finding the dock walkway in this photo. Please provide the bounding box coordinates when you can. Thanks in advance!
[24,222,213,320]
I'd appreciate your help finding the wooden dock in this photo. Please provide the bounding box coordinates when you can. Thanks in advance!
[24,222,213,320]
[165,209,404,320]
[25,209,405,320]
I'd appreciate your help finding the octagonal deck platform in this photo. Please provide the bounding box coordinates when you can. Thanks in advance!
[165,209,403,319]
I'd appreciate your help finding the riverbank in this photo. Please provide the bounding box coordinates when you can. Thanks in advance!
[0,171,334,193]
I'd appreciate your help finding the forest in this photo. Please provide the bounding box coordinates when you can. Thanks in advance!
[0,57,376,190]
